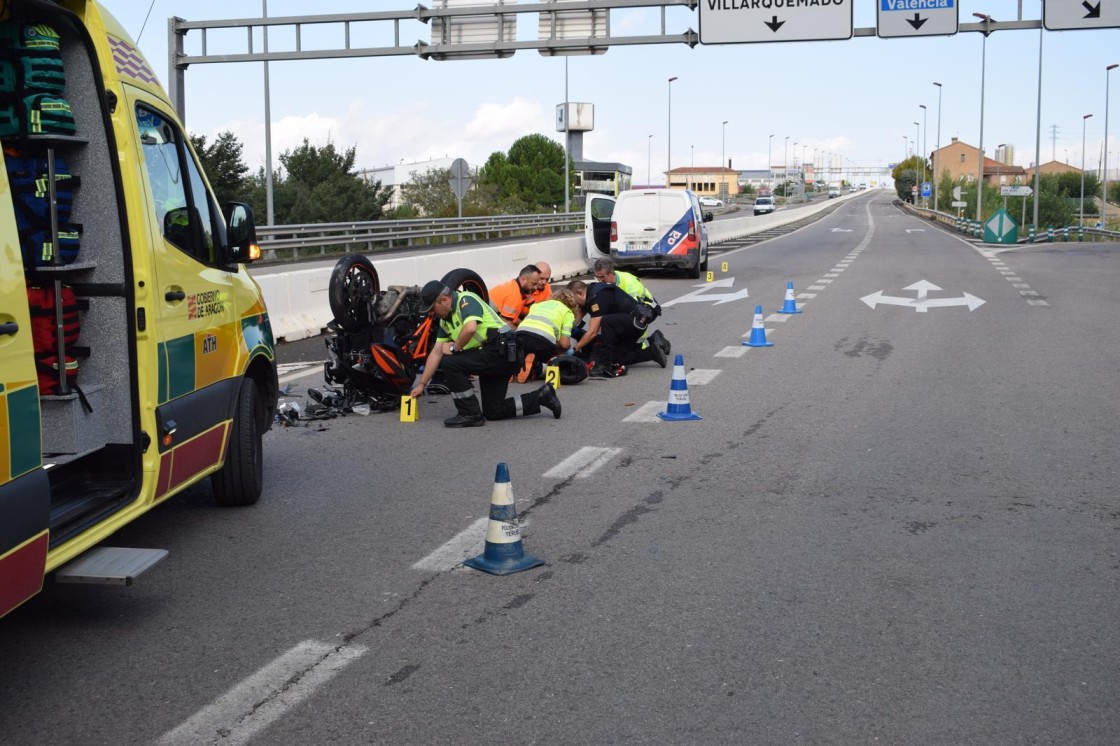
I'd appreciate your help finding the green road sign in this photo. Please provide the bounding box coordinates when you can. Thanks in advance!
[984,208,1018,244]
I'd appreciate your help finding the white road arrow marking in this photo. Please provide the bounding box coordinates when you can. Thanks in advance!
[662,277,750,307]
[861,280,985,312]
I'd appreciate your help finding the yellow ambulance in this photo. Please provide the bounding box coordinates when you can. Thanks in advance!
[1,0,278,618]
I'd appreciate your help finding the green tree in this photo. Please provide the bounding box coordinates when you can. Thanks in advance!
[891,156,926,202]
[478,134,571,212]
[275,139,391,224]
[189,130,249,207]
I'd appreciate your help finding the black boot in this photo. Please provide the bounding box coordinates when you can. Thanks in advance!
[444,413,485,427]
[537,383,561,419]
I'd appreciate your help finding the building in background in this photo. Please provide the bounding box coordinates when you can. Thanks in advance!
[666,167,739,198]
[358,156,468,210]
[995,144,1015,166]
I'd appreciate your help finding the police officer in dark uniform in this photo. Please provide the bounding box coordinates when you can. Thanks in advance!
[567,279,666,378]
[410,280,561,427]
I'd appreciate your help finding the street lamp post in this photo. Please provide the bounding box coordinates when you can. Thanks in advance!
[919,104,927,206]
[974,13,994,224]
[1082,114,1093,227]
[667,76,678,186]
[933,82,942,210]
[768,134,774,193]
[722,120,728,169]
[647,134,653,187]
[784,136,790,193]
[1105,64,1118,229]
[914,121,921,202]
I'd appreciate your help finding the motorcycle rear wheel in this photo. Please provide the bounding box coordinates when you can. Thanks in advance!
[440,268,489,303]
[329,254,380,332]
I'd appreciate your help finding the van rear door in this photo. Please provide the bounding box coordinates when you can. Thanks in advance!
[0,159,50,618]
[583,193,615,260]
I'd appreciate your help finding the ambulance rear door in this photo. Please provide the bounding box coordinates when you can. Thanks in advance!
[0,158,50,618]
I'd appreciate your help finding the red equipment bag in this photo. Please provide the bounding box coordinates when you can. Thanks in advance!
[26,283,90,409]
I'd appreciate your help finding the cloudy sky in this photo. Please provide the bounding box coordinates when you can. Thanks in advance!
[101,1,1119,184]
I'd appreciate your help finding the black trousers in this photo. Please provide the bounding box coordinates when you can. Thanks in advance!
[591,313,656,367]
[439,346,543,420]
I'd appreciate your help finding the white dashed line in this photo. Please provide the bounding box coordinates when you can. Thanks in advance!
[823,273,841,278]
[766,314,790,322]
[622,401,665,423]
[157,641,368,746]
[686,369,722,385]
[715,346,749,358]
[543,446,623,479]
[1028,300,1050,306]
[1019,290,1040,296]
[797,293,817,299]
[412,517,489,572]
[808,284,827,291]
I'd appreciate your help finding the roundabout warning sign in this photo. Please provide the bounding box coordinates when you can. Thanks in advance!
[699,0,854,44]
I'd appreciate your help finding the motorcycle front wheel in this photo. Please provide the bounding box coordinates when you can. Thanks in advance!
[329,254,380,332]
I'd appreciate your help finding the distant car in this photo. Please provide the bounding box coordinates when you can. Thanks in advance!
[828,186,841,198]
[753,196,776,215]
[698,196,724,207]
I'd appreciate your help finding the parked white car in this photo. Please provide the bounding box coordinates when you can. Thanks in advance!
[698,196,724,207]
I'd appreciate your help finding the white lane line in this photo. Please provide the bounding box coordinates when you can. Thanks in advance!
[765,314,790,322]
[816,279,834,284]
[797,293,817,299]
[808,284,827,291]
[1012,283,1031,288]
[1006,276,1022,282]
[823,273,841,278]
[278,364,326,385]
[623,401,664,423]
[1028,300,1050,306]
[715,345,749,358]
[686,369,722,386]
[157,640,368,746]
[412,517,488,572]
[543,446,623,479]
[1019,290,1040,296]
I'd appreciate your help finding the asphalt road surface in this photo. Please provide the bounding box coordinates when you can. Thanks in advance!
[3,191,1117,744]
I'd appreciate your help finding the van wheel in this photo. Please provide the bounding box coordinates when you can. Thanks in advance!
[687,255,701,279]
[212,380,263,506]
[700,251,709,273]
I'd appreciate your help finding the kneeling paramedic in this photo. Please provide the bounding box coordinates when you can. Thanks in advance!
[410,280,561,427]
[568,280,668,378]
[514,288,582,384]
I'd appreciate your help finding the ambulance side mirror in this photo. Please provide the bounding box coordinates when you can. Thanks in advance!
[222,202,261,263]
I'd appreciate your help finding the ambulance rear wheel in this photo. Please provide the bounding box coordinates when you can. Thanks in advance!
[329,254,380,332]
[212,379,263,506]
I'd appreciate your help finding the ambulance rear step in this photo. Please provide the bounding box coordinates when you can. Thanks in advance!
[54,547,169,586]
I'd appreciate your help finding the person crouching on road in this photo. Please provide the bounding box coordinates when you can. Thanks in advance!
[514,288,580,383]
[567,279,667,379]
[530,261,553,304]
[488,264,541,327]
[410,280,561,427]
[592,258,671,361]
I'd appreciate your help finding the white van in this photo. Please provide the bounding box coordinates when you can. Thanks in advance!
[584,189,711,278]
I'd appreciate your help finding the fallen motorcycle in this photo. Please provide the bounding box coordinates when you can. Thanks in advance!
[315,255,488,412]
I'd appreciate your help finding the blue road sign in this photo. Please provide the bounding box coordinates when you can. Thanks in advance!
[921,182,932,197]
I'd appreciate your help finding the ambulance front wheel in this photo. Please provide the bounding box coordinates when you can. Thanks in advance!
[212,378,264,506]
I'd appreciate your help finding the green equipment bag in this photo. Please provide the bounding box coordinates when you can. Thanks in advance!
[0,91,75,136]
[0,21,73,137]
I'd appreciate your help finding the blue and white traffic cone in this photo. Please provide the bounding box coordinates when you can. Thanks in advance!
[742,305,774,347]
[463,463,544,575]
[777,281,802,314]
[657,354,702,421]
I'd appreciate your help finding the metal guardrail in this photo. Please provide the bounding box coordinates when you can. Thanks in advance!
[900,202,1120,244]
[256,212,585,262]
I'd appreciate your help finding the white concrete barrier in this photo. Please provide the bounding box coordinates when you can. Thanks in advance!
[256,235,590,342]
[255,193,863,342]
